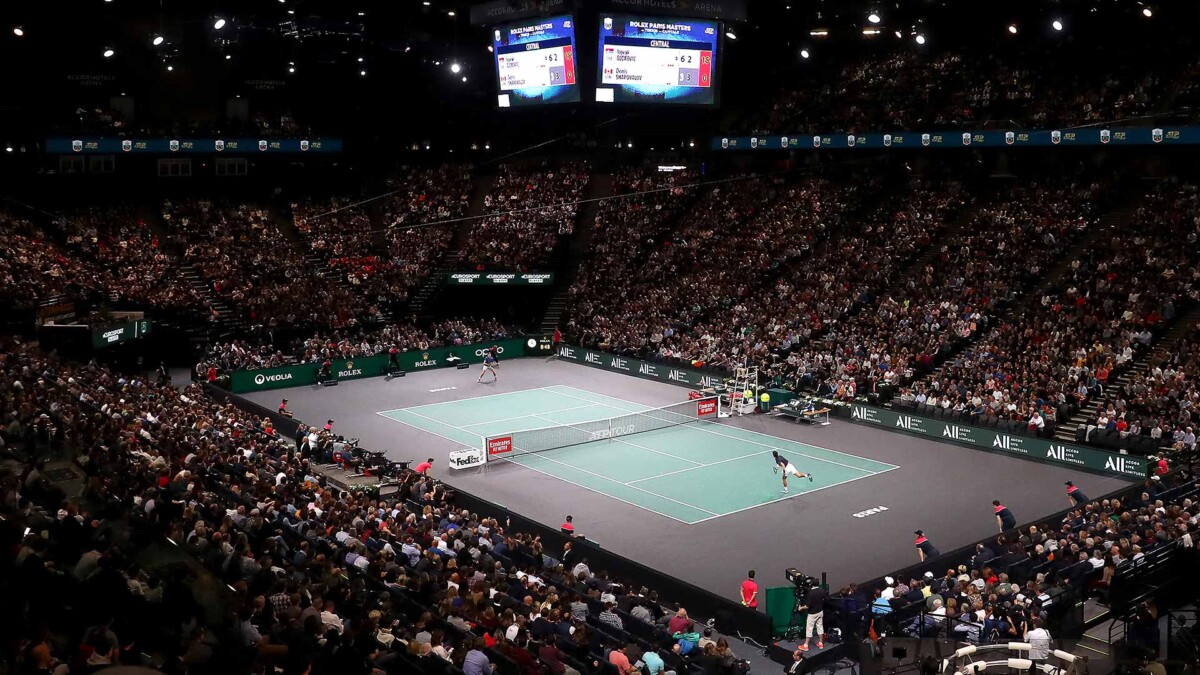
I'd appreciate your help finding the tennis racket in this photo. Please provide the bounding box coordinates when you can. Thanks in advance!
[773,466,779,475]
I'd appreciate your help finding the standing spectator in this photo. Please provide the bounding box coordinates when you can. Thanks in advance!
[414,457,434,475]
[1027,619,1052,665]
[740,570,759,609]
[561,515,575,536]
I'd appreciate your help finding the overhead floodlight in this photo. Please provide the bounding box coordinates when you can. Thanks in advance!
[214,18,226,30]
[360,70,367,76]
[487,45,493,52]
[166,64,174,71]
[450,62,461,73]
[153,35,164,45]
[894,30,902,38]
[288,66,296,73]
[915,34,926,44]
[13,26,24,37]
[448,10,456,16]
[810,29,828,36]
[689,141,695,147]
[1051,19,1063,31]
[868,13,881,23]
[862,28,880,35]
[5,146,12,153]
[800,49,810,59]
[225,54,232,60]
[357,56,364,62]
[103,48,115,57]
[725,30,737,39]
[1142,7,1152,17]
[1008,24,1018,34]
[462,76,468,82]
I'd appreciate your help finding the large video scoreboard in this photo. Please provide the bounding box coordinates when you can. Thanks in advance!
[596,14,719,105]
[492,15,580,107]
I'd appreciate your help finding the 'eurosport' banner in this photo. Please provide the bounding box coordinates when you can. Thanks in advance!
[228,338,525,393]
[846,403,1148,479]
[555,344,724,388]
[48,137,343,154]
[92,320,151,349]
[449,272,554,285]
[713,126,1197,151]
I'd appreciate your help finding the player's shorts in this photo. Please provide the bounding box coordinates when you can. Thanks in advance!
[784,463,802,477]
[481,364,496,372]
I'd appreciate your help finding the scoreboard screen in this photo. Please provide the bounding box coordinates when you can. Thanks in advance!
[596,14,719,105]
[493,15,580,108]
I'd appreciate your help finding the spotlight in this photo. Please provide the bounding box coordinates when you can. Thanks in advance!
[153,35,164,45]
[1008,24,1018,34]
[800,49,810,59]
[689,140,695,147]
[13,26,24,37]
[462,76,468,82]
[423,1,430,5]
[166,64,174,71]
[288,66,296,73]
[278,0,286,3]
[810,29,828,37]
[915,34,926,44]
[1052,19,1063,31]
[225,54,232,60]
[214,18,226,30]
[1142,7,1152,17]
[868,13,881,23]
[894,30,902,38]
[485,144,490,149]
[103,48,115,57]
[5,146,12,153]
[357,56,364,62]
[725,30,737,39]
[448,10,455,16]
[450,62,461,73]
[360,70,367,76]
[487,45,493,52]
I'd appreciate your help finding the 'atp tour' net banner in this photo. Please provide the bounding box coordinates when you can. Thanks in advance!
[555,344,723,388]
[846,403,1148,479]
[713,126,1194,151]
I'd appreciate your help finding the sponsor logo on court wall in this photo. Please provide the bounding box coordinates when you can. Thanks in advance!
[254,372,294,386]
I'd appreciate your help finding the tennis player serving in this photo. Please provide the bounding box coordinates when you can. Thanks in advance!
[772,450,813,493]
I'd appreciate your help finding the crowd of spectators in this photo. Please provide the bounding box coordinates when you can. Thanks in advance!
[741,47,1166,136]
[568,173,858,369]
[381,165,473,298]
[925,181,1198,443]
[2,338,742,675]
[57,205,207,311]
[0,209,90,308]
[1120,320,1200,452]
[164,198,381,328]
[853,472,1198,650]
[464,163,590,272]
[196,318,511,373]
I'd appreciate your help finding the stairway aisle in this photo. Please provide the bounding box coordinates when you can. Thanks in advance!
[539,173,614,335]
[408,174,497,316]
[1054,302,1200,443]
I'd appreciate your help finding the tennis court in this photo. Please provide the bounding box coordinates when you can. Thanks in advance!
[378,384,898,524]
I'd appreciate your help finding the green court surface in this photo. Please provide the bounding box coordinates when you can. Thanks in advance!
[378,385,898,524]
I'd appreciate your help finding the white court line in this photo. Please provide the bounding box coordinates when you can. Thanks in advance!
[384,408,482,446]
[459,403,599,429]
[547,384,899,472]
[627,450,774,483]
[376,387,555,414]
[687,465,901,525]
[527,413,703,467]
[510,449,721,518]
[375,410,697,524]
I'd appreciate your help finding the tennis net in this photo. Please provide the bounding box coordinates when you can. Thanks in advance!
[483,396,720,460]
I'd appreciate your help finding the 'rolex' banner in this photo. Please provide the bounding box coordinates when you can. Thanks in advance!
[846,403,1147,479]
[555,344,723,388]
[228,338,524,393]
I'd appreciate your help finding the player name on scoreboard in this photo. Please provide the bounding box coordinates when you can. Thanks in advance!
[497,37,576,90]
[601,37,711,87]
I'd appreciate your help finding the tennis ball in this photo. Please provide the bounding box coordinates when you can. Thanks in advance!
[760,393,770,402]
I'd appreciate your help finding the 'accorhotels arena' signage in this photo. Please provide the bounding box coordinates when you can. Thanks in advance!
[848,404,1148,479]
[555,344,723,388]
[449,272,555,285]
